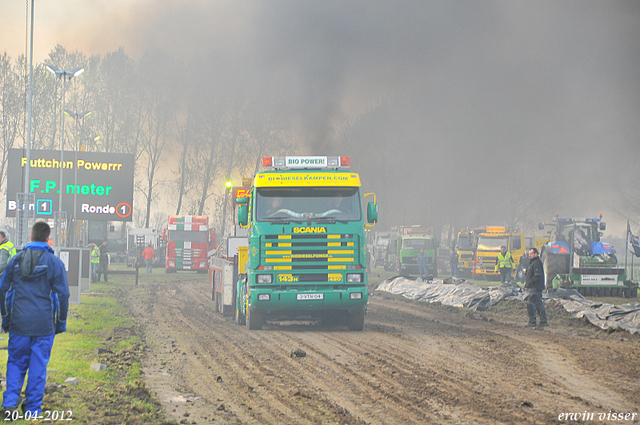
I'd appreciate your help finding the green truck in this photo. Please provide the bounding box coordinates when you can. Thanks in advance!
[387,226,437,277]
[233,156,378,330]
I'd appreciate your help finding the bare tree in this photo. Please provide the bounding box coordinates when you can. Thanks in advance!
[136,52,177,228]
[0,53,24,197]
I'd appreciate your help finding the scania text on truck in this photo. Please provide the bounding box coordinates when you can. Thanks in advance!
[164,215,216,273]
[234,155,378,330]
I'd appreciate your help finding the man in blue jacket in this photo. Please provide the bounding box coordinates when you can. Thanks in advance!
[0,222,69,416]
[417,249,429,281]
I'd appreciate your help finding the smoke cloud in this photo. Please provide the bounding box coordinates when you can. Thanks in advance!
[2,0,639,235]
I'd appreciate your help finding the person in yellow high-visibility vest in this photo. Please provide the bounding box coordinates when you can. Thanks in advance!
[495,245,515,284]
[89,243,100,283]
[0,230,17,279]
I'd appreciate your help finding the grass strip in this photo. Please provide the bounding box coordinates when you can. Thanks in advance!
[0,280,169,424]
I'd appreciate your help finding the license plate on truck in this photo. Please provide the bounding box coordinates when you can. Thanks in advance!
[297,294,324,300]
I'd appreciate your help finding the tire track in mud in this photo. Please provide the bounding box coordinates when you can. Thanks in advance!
[176,282,543,424]
[284,320,553,424]
[136,281,368,424]
[175,283,370,425]
[369,295,640,418]
[124,278,640,425]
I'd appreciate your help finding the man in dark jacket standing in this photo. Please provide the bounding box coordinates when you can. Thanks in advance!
[97,240,109,282]
[0,222,69,416]
[524,247,547,327]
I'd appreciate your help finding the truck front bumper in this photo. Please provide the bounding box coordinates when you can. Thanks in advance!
[249,286,367,315]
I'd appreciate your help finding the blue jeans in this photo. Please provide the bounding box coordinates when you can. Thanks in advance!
[145,259,153,274]
[451,263,459,278]
[3,333,55,415]
[418,264,428,279]
[526,291,548,324]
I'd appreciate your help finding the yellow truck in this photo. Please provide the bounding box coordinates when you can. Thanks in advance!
[455,228,484,277]
[473,226,525,280]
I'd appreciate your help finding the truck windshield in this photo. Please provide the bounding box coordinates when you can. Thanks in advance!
[457,235,474,250]
[256,187,361,222]
[402,238,433,249]
[168,230,208,243]
[477,236,508,251]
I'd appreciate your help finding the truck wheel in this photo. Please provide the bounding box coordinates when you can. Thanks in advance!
[542,251,567,290]
[346,306,365,331]
[247,307,264,330]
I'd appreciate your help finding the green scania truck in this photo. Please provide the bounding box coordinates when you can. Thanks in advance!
[233,155,378,330]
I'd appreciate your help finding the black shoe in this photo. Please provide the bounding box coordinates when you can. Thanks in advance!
[525,322,537,328]
[539,322,549,327]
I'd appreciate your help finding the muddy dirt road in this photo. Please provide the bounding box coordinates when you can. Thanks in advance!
[120,274,640,424]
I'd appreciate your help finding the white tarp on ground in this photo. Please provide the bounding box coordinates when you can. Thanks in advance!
[376,276,640,334]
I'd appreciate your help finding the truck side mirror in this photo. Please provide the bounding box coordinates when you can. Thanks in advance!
[367,202,378,224]
[238,205,248,226]
[236,197,248,205]
[599,222,606,231]
[538,222,544,230]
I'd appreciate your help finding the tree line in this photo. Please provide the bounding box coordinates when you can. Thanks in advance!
[0,46,293,233]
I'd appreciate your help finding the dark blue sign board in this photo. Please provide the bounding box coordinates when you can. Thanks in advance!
[5,149,134,221]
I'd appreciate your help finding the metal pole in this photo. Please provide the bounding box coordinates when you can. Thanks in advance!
[59,77,67,216]
[72,115,79,246]
[24,0,34,193]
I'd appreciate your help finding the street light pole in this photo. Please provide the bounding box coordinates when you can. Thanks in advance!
[17,0,36,249]
[46,65,84,247]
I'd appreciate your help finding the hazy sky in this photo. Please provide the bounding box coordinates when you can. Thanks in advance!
[2,0,639,236]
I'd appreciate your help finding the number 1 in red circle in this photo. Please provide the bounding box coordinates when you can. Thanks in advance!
[116,202,132,218]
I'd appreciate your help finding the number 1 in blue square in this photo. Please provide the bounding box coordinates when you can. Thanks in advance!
[37,199,53,215]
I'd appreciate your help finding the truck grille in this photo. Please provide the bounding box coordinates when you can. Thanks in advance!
[262,234,357,271]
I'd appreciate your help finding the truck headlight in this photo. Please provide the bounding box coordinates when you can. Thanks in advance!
[257,294,271,301]
[257,274,272,284]
[347,273,362,283]
[349,292,363,300]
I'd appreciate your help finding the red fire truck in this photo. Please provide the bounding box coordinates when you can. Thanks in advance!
[164,215,216,273]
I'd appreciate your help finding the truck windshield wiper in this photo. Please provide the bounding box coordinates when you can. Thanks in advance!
[268,217,305,224]
[267,217,291,223]
[314,217,348,224]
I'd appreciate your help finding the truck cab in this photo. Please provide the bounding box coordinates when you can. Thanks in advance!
[473,226,525,280]
[235,156,378,330]
[396,233,437,276]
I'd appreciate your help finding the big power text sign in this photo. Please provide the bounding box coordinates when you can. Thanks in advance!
[5,149,134,221]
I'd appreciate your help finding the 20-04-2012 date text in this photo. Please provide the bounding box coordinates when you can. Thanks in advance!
[3,410,73,421]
